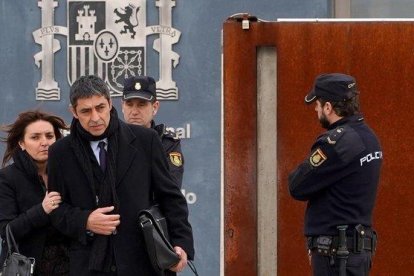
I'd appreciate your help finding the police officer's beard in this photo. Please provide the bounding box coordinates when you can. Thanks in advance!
[319,113,330,129]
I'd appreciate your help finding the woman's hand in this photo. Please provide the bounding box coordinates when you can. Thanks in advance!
[42,191,62,214]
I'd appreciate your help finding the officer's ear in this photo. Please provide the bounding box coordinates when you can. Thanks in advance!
[152,101,160,116]
[324,102,334,114]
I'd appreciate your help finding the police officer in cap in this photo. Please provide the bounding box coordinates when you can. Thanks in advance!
[121,76,184,187]
[288,73,383,276]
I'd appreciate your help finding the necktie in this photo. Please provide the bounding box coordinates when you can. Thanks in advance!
[98,141,107,172]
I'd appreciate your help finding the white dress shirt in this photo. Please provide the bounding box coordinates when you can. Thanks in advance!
[90,138,108,165]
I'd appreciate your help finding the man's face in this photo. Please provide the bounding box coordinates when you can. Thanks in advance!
[315,100,330,129]
[122,98,159,128]
[71,95,112,136]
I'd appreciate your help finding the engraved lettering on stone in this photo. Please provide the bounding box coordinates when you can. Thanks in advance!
[147,0,181,100]
[33,0,68,100]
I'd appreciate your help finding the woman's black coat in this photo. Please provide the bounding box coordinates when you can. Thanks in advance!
[0,154,51,267]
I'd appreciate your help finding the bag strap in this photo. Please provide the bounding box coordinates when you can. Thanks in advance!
[5,224,20,255]
[188,260,199,276]
[140,208,175,251]
[140,215,164,275]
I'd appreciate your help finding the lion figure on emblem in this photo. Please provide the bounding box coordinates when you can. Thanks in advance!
[114,5,140,39]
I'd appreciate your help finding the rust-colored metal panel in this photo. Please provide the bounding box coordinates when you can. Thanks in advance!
[223,21,259,276]
[224,19,414,275]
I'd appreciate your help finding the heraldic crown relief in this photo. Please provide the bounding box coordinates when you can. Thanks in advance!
[33,0,181,101]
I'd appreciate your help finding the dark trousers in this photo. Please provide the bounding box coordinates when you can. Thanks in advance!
[311,250,372,276]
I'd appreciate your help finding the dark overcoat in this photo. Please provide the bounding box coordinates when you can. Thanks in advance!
[0,161,51,268]
[48,120,194,276]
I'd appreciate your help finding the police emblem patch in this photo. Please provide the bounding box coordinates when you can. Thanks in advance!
[309,148,327,167]
[169,152,182,167]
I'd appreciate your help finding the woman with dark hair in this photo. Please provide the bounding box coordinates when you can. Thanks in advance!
[0,110,70,275]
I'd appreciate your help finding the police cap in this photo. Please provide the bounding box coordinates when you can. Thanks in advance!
[305,73,359,104]
[123,76,157,102]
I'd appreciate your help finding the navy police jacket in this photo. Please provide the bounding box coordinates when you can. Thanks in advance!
[152,122,184,188]
[288,114,383,236]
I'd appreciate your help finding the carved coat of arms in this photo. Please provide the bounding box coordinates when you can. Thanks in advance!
[33,0,181,100]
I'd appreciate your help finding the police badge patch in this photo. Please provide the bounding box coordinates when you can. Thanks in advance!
[309,148,327,167]
[169,152,183,167]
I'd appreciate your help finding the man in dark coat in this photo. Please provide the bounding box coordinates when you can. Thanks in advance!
[121,76,184,187]
[288,73,382,276]
[48,75,194,276]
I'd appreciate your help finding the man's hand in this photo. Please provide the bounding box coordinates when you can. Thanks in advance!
[169,246,188,272]
[86,206,120,235]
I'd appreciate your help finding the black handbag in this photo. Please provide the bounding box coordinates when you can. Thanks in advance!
[139,205,180,274]
[139,205,199,276]
[2,224,35,276]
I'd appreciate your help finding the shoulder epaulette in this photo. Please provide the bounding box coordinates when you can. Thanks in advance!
[163,129,179,141]
[154,123,179,140]
[326,126,346,145]
[153,123,165,137]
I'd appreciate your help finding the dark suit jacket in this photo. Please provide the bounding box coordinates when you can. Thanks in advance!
[48,120,194,276]
[0,163,51,267]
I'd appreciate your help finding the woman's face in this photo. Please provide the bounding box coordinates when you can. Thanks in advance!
[19,120,56,163]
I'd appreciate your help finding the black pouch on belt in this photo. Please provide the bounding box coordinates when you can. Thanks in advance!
[316,236,333,256]
[353,224,365,253]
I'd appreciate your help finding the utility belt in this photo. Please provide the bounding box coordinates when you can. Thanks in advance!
[307,225,377,257]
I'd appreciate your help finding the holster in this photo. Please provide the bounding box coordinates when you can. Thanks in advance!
[354,224,377,254]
